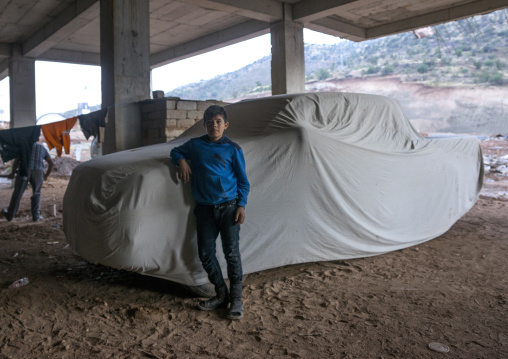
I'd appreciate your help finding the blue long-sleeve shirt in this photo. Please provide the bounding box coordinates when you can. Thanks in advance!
[170,135,250,207]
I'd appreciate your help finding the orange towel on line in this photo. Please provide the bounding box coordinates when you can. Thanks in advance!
[41,116,78,157]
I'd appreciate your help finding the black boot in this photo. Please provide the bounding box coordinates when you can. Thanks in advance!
[227,282,243,320]
[198,285,229,311]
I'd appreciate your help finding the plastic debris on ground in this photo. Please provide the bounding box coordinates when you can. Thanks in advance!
[428,342,450,353]
[9,277,29,288]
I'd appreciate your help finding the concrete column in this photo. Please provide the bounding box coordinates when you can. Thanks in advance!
[9,45,36,128]
[100,0,150,154]
[270,4,305,95]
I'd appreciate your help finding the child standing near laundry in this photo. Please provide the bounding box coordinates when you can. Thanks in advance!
[170,105,250,320]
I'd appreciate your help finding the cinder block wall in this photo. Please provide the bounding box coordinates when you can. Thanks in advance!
[140,97,228,146]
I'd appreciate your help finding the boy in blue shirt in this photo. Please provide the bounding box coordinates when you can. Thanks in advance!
[170,105,250,320]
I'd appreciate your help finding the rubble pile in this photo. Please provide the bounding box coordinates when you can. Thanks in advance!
[51,157,81,178]
[484,154,508,176]
[480,135,508,177]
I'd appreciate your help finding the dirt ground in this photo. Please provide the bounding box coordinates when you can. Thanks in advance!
[0,139,507,359]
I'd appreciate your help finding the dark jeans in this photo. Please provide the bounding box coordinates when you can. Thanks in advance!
[5,170,44,221]
[194,199,243,300]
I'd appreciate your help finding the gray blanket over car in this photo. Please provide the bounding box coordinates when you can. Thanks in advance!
[63,92,483,286]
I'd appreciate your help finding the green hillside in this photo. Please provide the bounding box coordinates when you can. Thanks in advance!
[166,10,508,101]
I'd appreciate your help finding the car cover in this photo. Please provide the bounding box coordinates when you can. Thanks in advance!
[63,92,483,286]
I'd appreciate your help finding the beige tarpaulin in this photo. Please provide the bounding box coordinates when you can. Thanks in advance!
[63,92,483,286]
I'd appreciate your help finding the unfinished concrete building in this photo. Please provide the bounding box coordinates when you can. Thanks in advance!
[0,0,506,153]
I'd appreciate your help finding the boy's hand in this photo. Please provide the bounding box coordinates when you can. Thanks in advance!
[177,159,192,183]
[235,206,246,224]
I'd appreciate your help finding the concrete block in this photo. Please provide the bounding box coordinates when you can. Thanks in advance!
[177,101,197,111]
[152,90,165,99]
[166,109,187,119]
[197,101,217,111]
[165,123,177,130]
[148,110,166,121]
[187,110,203,120]
[176,118,197,128]
[141,100,166,113]
[166,100,177,110]
[165,119,177,127]
[165,128,185,138]
[150,119,166,129]
[198,100,229,110]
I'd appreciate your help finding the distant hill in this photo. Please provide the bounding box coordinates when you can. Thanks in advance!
[163,10,508,135]
[61,104,102,120]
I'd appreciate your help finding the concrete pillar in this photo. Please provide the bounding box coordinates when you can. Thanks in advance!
[9,45,36,128]
[100,0,151,154]
[270,4,305,95]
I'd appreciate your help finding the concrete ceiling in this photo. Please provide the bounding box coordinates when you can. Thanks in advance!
[0,0,507,77]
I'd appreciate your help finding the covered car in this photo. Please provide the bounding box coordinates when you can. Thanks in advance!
[63,92,483,287]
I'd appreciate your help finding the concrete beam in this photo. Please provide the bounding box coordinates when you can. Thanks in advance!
[292,0,359,23]
[0,59,8,81]
[179,0,283,22]
[9,45,36,128]
[150,19,269,68]
[270,10,305,95]
[0,43,11,58]
[367,0,508,40]
[23,0,98,58]
[101,0,150,154]
[37,48,100,66]
[307,17,366,41]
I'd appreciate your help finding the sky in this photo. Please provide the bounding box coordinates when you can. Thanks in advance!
[0,29,342,123]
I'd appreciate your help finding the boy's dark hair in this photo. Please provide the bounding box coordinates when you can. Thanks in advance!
[203,105,228,123]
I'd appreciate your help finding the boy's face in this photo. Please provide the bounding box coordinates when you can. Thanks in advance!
[204,114,229,142]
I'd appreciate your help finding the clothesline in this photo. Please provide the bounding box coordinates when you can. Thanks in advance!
[0,108,108,171]
[42,108,108,157]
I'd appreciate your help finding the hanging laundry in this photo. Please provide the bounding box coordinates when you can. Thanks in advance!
[78,108,108,143]
[0,126,41,177]
[41,116,78,157]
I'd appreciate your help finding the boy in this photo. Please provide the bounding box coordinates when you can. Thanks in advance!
[170,105,250,320]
